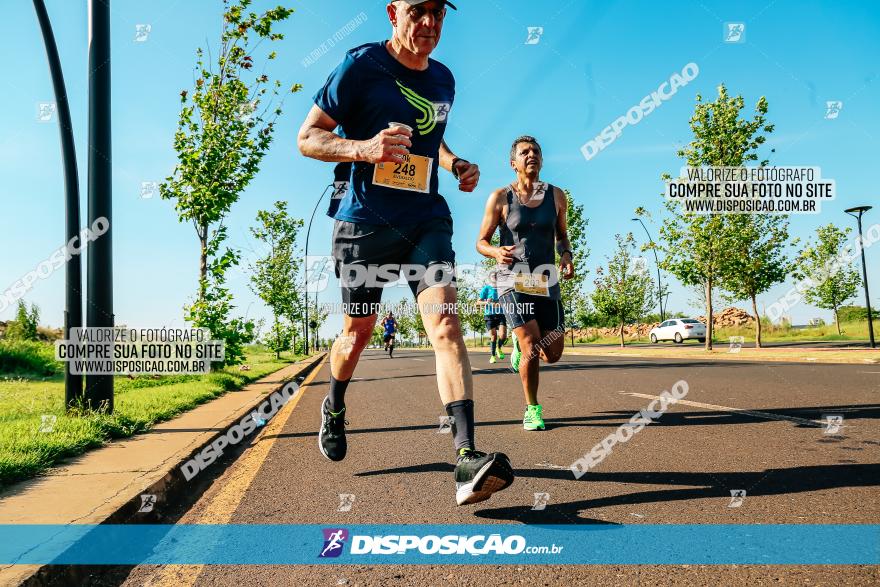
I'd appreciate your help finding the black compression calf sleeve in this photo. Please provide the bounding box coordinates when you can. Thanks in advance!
[328,376,350,413]
[444,399,475,452]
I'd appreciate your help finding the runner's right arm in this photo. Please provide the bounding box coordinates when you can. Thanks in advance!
[297,105,412,164]
[476,188,515,265]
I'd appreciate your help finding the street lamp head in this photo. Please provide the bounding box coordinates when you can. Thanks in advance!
[844,205,872,215]
[630,218,639,222]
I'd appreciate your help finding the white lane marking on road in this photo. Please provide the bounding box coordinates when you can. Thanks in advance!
[411,358,425,361]
[535,461,571,470]
[618,392,832,428]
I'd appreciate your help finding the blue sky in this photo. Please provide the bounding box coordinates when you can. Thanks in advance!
[1,0,878,337]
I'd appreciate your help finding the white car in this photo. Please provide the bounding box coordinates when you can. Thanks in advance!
[650,318,707,344]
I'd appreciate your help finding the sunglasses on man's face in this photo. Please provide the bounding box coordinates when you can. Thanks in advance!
[402,4,447,22]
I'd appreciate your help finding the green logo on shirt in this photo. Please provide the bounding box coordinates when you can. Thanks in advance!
[396,81,440,135]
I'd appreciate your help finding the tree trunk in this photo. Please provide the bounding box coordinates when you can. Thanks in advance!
[198,224,208,300]
[834,306,841,335]
[619,319,625,348]
[705,278,714,350]
[752,294,762,349]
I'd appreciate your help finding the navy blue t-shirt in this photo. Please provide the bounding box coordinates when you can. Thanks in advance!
[313,41,455,226]
[326,161,352,218]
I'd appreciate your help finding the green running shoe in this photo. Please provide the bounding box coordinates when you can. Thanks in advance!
[489,355,497,364]
[510,335,521,372]
[523,404,545,431]
[497,349,505,359]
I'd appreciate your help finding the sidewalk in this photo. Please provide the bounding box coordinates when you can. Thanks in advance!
[0,353,324,586]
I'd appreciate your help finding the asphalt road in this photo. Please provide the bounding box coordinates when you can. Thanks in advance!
[119,349,879,586]
[588,339,876,349]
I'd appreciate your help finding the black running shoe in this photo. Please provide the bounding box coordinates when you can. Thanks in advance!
[319,396,347,462]
[454,449,514,506]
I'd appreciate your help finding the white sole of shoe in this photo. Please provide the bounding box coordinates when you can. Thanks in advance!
[455,456,514,506]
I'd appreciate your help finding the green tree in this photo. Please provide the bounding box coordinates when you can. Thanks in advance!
[793,224,861,334]
[591,234,655,347]
[558,190,590,345]
[186,226,255,366]
[720,214,793,347]
[249,201,303,358]
[456,271,486,346]
[307,298,328,351]
[5,301,40,341]
[160,1,298,363]
[161,1,298,291]
[394,299,417,345]
[658,84,774,350]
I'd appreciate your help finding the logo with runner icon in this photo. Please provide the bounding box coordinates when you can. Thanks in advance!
[319,528,349,558]
[396,80,448,135]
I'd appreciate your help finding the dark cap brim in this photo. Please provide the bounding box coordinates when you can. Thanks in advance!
[400,0,458,10]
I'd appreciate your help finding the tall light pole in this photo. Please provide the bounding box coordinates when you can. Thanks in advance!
[632,217,665,322]
[844,206,875,348]
[304,163,351,354]
[303,183,333,354]
[33,0,83,409]
[86,0,114,411]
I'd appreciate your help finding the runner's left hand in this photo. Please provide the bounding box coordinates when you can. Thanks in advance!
[560,254,575,280]
[454,160,480,192]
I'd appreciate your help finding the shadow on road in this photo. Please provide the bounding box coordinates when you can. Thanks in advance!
[268,403,880,441]
[473,463,880,523]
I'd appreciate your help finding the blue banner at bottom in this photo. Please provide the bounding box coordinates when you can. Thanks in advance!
[0,524,876,565]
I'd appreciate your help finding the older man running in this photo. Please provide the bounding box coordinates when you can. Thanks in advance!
[298,0,513,506]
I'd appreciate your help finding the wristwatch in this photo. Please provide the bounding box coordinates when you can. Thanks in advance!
[451,157,468,179]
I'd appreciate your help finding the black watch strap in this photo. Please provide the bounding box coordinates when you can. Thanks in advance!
[451,157,467,179]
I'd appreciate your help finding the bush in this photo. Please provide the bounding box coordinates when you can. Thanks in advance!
[0,339,61,376]
[837,306,878,323]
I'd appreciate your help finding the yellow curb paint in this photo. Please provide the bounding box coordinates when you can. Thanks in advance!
[145,355,327,586]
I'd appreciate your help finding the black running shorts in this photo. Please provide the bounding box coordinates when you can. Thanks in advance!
[499,291,565,332]
[484,313,507,330]
[332,216,456,317]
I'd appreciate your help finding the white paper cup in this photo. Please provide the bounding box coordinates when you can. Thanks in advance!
[387,122,412,161]
[388,122,413,134]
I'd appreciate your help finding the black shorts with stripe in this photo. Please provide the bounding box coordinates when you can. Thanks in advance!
[499,291,564,332]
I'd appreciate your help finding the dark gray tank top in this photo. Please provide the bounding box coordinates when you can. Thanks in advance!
[496,183,561,299]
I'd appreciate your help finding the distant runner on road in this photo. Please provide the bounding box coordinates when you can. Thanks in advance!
[297,0,514,506]
[381,311,397,357]
[478,271,507,364]
[476,135,575,431]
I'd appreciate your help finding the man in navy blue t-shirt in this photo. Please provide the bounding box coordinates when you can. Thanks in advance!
[298,0,513,506]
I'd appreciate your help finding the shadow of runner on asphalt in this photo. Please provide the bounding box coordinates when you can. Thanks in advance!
[267,403,880,441]
[472,463,880,523]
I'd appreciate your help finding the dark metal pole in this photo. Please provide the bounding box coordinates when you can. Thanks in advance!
[304,184,332,355]
[634,218,665,321]
[32,0,83,409]
[86,0,113,412]
[855,214,876,348]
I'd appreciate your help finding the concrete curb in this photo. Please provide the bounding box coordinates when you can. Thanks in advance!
[11,353,326,587]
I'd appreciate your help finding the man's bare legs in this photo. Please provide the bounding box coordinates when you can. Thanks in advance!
[331,313,378,381]
[417,284,472,405]
[513,321,563,406]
